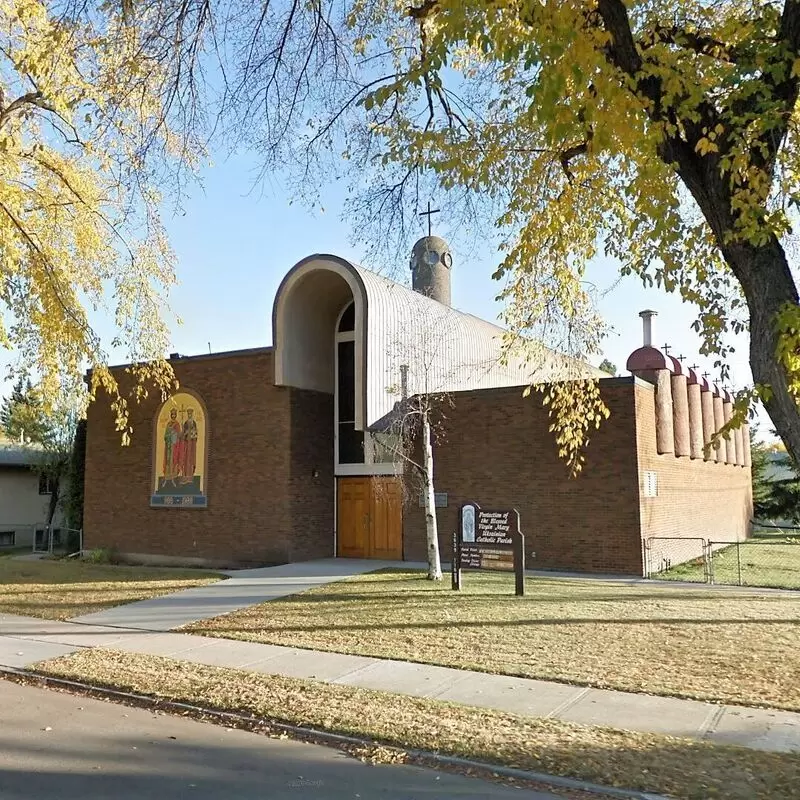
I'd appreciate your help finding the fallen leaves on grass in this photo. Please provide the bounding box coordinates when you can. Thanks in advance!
[35,648,800,800]
[185,569,800,712]
[0,559,223,620]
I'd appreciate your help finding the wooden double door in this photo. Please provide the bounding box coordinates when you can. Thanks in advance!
[337,476,403,559]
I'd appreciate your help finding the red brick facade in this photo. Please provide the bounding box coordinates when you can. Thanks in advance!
[84,348,334,567]
[83,353,752,574]
[401,378,752,575]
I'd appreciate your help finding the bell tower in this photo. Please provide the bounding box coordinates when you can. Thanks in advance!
[410,235,452,306]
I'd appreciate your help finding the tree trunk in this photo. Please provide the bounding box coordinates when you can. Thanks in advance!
[422,410,442,580]
[46,477,60,527]
[46,476,60,552]
[724,237,800,466]
[668,146,800,466]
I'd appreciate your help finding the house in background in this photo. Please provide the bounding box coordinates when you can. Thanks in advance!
[0,443,62,549]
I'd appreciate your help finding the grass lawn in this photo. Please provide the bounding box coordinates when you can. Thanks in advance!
[659,536,800,590]
[0,558,223,620]
[186,569,800,712]
[31,648,800,800]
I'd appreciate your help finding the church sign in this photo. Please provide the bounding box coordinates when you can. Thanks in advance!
[452,503,525,595]
[151,390,208,508]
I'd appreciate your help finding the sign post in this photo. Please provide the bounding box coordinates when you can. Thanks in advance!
[451,528,461,590]
[453,502,525,596]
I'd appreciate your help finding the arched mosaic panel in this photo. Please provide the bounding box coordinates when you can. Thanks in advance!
[150,390,208,508]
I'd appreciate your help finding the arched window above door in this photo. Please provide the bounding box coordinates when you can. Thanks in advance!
[338,302,355,333]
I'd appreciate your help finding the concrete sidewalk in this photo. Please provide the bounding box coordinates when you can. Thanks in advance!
[69,558,418,630]
[1,557,799,757]
[2,611,799,754]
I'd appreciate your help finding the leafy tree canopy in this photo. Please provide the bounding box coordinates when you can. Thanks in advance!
[0,0,203,432]
[10,0,800,471]
[161,0,800,467]
[599,359,618,376]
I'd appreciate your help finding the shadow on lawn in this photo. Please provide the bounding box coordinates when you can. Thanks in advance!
[275,588,799,605]
[0,572,221,587]
[203,615,800,635]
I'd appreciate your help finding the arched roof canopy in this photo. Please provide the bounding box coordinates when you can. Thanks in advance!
[274,254,604,431]
[272,256,368,427]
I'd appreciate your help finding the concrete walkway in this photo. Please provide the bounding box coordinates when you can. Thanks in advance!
[70,559,417,630]
[0,558,799,756]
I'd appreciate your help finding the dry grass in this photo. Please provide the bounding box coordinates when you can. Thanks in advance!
[186,569,800,711]
[34,648,800,800]
[0,558,223,620]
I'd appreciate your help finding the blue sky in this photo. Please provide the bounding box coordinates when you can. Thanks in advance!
[159,150,754,385]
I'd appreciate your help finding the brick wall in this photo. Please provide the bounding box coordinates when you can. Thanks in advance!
[83,348,334,567]
[634,381,753,572]
[85,355,752,575]
[402,380,645,575]
[288,389,335,561]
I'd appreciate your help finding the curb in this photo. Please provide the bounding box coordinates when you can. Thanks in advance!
[0,665,671,800]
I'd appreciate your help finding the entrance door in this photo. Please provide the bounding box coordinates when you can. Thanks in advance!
[337,477,370,558]
[337,477,403,559]
[370,477,403,559]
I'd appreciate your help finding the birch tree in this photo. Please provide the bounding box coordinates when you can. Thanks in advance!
[378,302,520,580]
[377,307,476,580]
[375,387,448,580]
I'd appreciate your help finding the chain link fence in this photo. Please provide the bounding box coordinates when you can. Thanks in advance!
[644,537,710,583]
[32,525,82,555]
[646,532,800,590]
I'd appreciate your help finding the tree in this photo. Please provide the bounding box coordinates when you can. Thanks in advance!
[751,427,777,513]
[599,359,618,377]
[1,378,80,530]
[0,377,36,439]
[147,0,800,466]
[0,0,201,431]
[377,311,465,581]
[377,388,448,581]
[751,425,800,523]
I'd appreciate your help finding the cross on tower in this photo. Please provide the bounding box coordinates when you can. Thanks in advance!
[419,200,440,237]
[702,371,710,381]
[662,343,671,354]
[690,364,699,372]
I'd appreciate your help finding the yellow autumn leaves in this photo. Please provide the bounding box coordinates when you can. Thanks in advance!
[0,0,198,432]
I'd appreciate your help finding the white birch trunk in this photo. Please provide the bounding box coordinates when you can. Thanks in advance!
[422,409,442,580]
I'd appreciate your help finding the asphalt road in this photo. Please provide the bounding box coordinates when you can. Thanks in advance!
[0,680,563,800]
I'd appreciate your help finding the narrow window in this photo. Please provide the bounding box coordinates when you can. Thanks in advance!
[337,337,364,463]
[338,302,355,333]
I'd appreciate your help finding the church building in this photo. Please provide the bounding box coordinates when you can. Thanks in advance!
[83,236,753,575]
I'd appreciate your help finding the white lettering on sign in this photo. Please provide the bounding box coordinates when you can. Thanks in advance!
[474,510,514,546]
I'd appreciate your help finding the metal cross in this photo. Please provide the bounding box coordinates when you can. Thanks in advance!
[677,354,686,361]
[419,201,441,237]
[702,371,710,380]
[662,343,671,354]
[689,364,700,372]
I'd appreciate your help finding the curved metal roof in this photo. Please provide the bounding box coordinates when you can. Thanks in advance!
[273,254,604,429]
